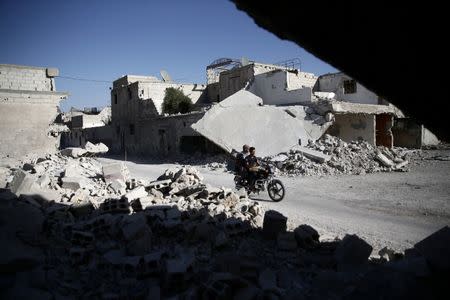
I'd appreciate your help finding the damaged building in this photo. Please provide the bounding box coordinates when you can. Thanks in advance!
[110,74,221,157]
[314,72,439,148]
[61,106,112,148]
[0,64,68,157]
[106,58,440,159]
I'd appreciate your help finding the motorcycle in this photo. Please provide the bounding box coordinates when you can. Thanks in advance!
[234,163,285,202]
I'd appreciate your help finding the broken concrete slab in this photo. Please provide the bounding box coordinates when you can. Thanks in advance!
[124,186,148,201]
[102,162,129,185]
[84,141,109,154]
[414,226,450,272]
[335,234,373,271]
[60,147,88,158]
[61,176,88,191]
[8,170,36,196]
[375,151,395,167]
[191,91,330,157]
[291,145,331,163]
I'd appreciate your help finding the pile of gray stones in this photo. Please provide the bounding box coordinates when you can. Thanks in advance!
[0,147,448,299]
[265,134,420,177]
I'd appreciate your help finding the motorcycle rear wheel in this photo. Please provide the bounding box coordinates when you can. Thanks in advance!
[267,179,285,202]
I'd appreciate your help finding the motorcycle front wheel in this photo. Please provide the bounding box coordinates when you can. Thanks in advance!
[267,179,285,202]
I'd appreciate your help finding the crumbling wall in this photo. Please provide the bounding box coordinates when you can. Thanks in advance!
[0,93,63,156]
[0,65,67,158]
[131,112,206,157]
[249,70,312,105]
[326,114,376,145]
[392,118,440,148]
[317,73,379,105]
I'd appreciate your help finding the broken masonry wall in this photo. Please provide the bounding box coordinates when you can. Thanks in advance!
[62,125,113,149]
[249,70,313,105]
[219,64,255,101]
[110,76,207,154]
[392,118,440,148]
[326,114,376,145]
[130,112,206,157]
[316,72,380,105]
[0,64,67,158]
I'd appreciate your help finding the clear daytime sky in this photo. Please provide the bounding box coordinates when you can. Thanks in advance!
[0,0,338,111]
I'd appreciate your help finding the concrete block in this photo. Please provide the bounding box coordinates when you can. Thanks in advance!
[375,152,394,167]
[262,210,287,239]
[334,234,373,271]
[46,68,59,77]
[294,224,319,247]
[109,179,126,194]
[60,147,88,158]
[414,226,450,272]
[293,146,331,163]
[100,197,130,214]
[102,162,128,185]
[61,176,87,191]
[8,169,35,196]
[125,186,147,201]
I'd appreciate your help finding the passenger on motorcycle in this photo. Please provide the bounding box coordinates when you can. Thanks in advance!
[235,144,250,182]
[245,147,260,191]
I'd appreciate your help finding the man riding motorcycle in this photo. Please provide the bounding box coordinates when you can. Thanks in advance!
[235,144,250,183]
[245,147,260,191]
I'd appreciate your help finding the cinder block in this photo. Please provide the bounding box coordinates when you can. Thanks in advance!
[334,234,372,271]
[262,210,287,239]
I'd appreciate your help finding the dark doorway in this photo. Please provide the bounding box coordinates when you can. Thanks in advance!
[180,136,224,154]
[376,114,393,148]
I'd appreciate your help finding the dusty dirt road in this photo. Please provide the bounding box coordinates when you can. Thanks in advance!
[99,150,450,254]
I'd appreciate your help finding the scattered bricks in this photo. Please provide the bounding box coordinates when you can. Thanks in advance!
[334,234,373,271]
[71,230,95,247]
[124,186,147,201]
[258,268,277,290]
[100,197,130,214]
[147,179,171,190]
[414,226,450,272]
[149,188,164,199]
[102,162,129,185]
[294,224,320,247]
[144,206,166,220]
[378,246,397,262]
[262,210,287,239]
[121,214,150,241]
[277,232,297,251]
[83,214,111,236]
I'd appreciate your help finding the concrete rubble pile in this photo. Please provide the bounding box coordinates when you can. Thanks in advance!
[266,134,416,177]
[2,164,448,300]
[1,152,448,299]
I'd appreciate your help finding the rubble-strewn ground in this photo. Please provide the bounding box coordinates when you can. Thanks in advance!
[99,145,450,254]
[1,144,449,299]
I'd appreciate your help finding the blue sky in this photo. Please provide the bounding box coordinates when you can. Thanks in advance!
[0,0,337,111]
